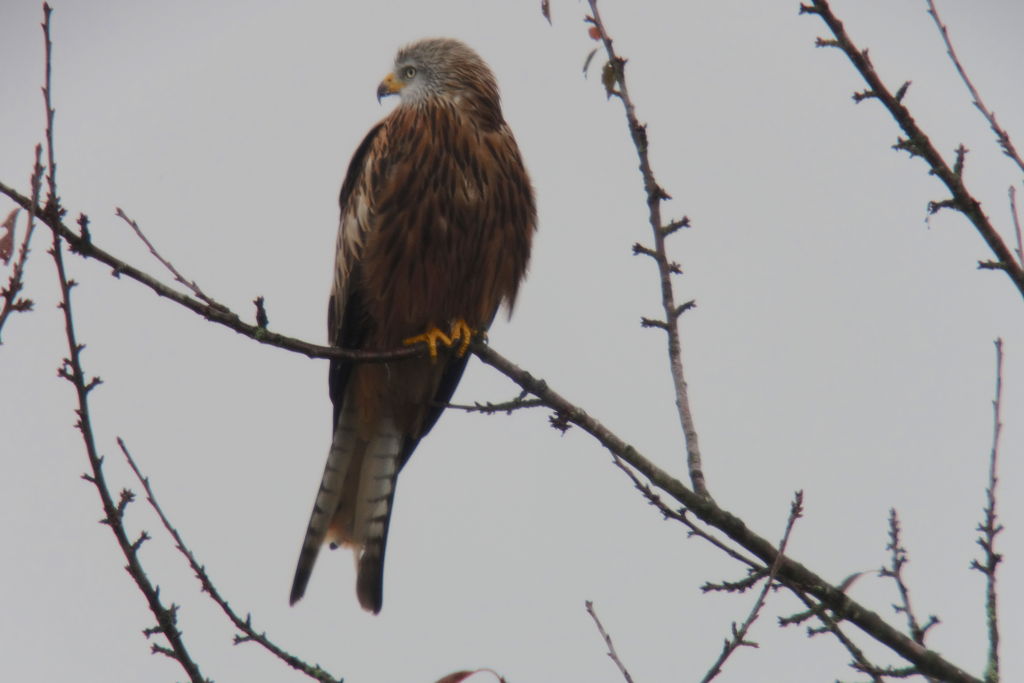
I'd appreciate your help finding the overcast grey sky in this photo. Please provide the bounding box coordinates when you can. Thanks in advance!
[2,1,1022,681]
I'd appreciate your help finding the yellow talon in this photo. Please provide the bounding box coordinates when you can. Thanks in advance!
[403,319,478,360]
[448,318,475,358]
[403,326,453,361]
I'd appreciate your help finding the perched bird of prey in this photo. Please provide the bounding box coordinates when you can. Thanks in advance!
[290,38,536,613]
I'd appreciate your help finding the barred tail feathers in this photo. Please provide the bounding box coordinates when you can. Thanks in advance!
[290,406,403,613]
[289,403,360,605]
[353,418,402,614]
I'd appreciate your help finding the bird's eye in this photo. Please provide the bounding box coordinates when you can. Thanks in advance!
[402,66,417,79]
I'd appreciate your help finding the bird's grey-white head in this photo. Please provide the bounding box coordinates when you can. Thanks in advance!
[376,38,499,107]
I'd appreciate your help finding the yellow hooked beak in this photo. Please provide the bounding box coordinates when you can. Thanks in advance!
[376,72,404,102]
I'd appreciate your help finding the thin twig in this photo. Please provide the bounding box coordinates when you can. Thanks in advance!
[971,339,1004,683]
[852,663,921,679]
[585,601,635,683]
[702,568,771,596]
[0,148,43,342]
[880,509,939,647]
[699,492,804,683]
[585,0,708,498]
[115,207,227,311]
[924,0,1024,177]
[606,452,763,571]
[41,4,58,211]
[801,0,1024,300]
[445,392,545,414]
[1008,187,1023,266]
[786,591,886,683]
[118,439,343,683]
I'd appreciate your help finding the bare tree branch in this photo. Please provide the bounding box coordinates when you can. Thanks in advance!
[880,509,939,647]
[786,591,887,683]
[115,206,228,311]
[52,185,211,682]
[923,0,1024,177]
[585,0,708,498]
[444,391,545,414]
[118,438,343,683]
[700,492,803,683]
[972,339,1004,683]
[471,343,980,683]
[0,148,43,342]
[40,4,58,210]
[585,601,635,683]
[605,452,765,573]
[0,180,421,363]
[800,0,1024,300]
[1009,186,1023,267]
[41,8,206,678]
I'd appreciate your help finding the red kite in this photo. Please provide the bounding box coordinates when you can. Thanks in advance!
[291,38,536,613]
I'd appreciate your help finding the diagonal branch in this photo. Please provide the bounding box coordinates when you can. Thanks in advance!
[923,0,1024,177]
[606,452,764,572]
[585,601,635,683]
[471,341,981,683]
[115,207,227,311]
[53,236,208,682]
[0,180,419,363]
[118,438,343,683]
[800,0,1024,299]
[787,590,886,683]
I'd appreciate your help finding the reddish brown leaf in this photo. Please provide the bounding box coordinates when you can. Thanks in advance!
[435,669,505,683]
[588,26,601,40]
[0,208,18,265]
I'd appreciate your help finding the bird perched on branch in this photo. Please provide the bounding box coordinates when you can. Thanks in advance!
[290,38,536,613]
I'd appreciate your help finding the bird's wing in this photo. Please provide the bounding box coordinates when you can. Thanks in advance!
[351,111,536,611]
[290,122,384,607]
[328,122,385,429]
